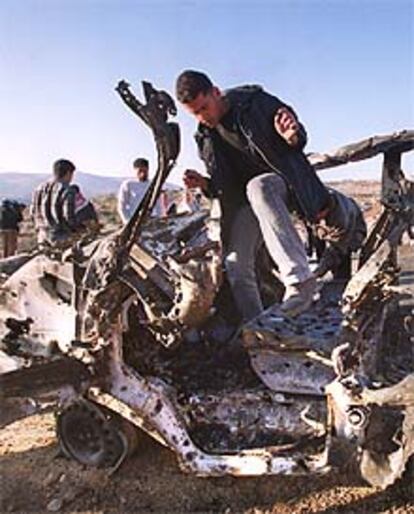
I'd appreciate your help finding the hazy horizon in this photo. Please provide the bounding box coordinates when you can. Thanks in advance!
[0,0,413,184]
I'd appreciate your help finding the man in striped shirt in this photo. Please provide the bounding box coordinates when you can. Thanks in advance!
[31,159,98,246]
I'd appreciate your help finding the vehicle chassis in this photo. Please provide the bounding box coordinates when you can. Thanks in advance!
[0,82,413,489]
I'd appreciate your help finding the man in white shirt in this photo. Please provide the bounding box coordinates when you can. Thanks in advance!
[118,158,167,224]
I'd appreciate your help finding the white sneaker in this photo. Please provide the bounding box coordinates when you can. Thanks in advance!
[281,277,318,317]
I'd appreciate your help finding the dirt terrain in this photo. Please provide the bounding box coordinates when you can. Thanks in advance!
[1,181,413,513]
[0,413,413,513]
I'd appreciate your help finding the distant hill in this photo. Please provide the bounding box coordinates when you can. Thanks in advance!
[0,172,179,203]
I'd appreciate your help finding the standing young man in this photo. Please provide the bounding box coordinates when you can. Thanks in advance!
[31,159,98,246]
[176,70,366,321]
[0,200,25,258]
[117,158,167,223]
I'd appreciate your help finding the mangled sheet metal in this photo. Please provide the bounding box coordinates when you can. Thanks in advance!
[0,255,76,357]
[242,282,343,395]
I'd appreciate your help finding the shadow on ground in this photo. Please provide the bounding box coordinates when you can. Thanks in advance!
[1,430,412,513]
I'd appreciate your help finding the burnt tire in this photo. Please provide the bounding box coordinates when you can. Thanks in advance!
[56,398,138,468]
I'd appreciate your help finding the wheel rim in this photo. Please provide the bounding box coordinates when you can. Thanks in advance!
[57,399,126,467]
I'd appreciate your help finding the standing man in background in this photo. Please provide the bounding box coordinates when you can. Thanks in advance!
[117,157,168,223]
[0,199,25,258]
[31,159,99,246]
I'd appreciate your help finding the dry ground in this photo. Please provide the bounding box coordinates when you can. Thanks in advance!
[0,414,413,513]
[1,181,413,513]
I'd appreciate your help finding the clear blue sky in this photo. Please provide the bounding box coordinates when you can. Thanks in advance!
[0,0,413,184]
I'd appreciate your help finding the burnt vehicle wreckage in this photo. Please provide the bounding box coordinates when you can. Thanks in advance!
[0,81,413,489]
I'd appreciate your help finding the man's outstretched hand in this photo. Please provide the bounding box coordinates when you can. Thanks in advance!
[183,169,208,191]
[274,107,300,147]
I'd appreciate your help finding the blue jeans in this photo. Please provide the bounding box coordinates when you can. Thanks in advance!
[224,173,312,321]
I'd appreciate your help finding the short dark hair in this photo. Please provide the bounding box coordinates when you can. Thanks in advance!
[133,158,149,169]
[175,70,213,103]
[53,159,75,179]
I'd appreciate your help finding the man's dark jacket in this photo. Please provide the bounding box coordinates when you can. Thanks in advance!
[195,85,331,237]
[0,200,24,231]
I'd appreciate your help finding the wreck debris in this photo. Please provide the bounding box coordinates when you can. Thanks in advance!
[0,358,90,428]
[308,129,414,171]
[57,397,138,472]
[77,82,221,347]
[0,77,412,487]
[242,282,343,395]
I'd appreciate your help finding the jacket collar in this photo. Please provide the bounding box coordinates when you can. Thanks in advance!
[223,84,263,110]
[196,85,263,136]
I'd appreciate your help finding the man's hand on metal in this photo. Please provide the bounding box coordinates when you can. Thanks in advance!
[183,169,208,191]
[274,107,300,147]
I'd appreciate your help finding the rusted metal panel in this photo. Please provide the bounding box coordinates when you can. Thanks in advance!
[309,130,414,171]
[249,350,334,396]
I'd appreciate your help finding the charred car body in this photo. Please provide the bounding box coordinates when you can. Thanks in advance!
[0,82,413,489]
